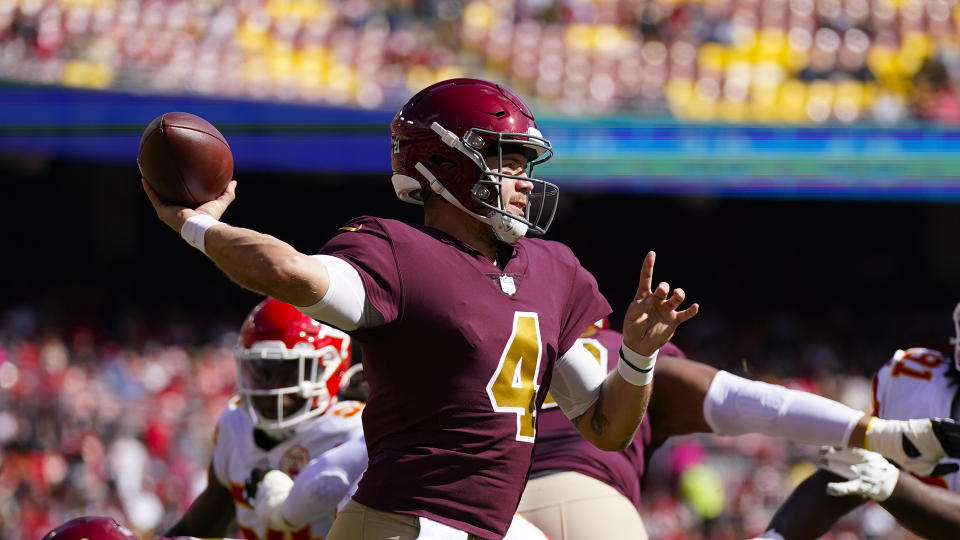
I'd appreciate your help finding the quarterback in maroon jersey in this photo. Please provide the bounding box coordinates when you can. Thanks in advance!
[142,78,698,539]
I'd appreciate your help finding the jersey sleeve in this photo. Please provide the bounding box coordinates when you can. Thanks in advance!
[557,249,611,356]
[873,348,947,419]
[318,217,402,325]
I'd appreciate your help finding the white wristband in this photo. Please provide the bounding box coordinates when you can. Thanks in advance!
[180,214,222,254]
[617,344,658,386]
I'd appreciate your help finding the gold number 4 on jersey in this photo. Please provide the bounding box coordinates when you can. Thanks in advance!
[486,312,543,442]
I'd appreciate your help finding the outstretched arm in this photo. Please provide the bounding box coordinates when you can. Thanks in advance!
[142,179,330,307]
[572,252,698,451]
[880,469,960,538]
[647,355,960,478]
[165,463,236,538]
[661,365,867,448]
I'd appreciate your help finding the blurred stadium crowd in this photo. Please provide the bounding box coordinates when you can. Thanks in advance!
[0,311,237,540]
[0,304,918,540]
[1,0,960,123]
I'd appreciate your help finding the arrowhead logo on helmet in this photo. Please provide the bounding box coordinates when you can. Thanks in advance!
[390,78,558,244]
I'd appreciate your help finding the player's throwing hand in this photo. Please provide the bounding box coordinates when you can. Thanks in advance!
[142,177,236,234]
[622,251,699,356]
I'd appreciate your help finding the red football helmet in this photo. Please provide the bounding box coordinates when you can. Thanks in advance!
[390,78,557,243]
[42,516,137,540]
[235,298,352,433]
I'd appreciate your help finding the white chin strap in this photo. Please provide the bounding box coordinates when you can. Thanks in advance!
[492,212,528,244]
[414,162,527,244]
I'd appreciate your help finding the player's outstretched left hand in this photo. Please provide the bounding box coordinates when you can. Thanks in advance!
[622,251,699,356]
[141,177,236,234]
[819,446,899,501]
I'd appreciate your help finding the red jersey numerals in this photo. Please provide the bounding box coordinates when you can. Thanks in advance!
[890,350,943,381]
[330,402,363,418]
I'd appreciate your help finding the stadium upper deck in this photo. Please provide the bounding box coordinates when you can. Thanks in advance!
[1,0,959,124]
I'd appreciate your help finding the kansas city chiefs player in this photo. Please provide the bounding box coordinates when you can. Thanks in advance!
[165,298,365,540]
[763,302,960,539]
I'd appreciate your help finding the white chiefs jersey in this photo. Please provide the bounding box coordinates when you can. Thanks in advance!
[212,398,365,540]
[874,347,960,491]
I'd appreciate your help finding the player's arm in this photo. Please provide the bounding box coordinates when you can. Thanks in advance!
[165,463,236,538]
[656,358,867,447]
[648,354,960,475]
[570,369,654,451]
[566,252,698,451]
[763,469,866,540]
[142,179,329,308]
[646,354,717,442]
[879,467,960,538]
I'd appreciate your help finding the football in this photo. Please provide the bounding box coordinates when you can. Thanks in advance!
[137,112,234,207]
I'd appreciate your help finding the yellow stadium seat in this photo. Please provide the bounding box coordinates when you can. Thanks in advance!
[699,43,727,72]
[60,60,114,89]
[463,1,496,33]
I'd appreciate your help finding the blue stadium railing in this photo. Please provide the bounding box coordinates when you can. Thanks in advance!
[2,84,959,200]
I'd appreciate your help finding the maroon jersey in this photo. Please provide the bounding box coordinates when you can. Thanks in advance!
[319,216,610,539]
[531,329,686,509]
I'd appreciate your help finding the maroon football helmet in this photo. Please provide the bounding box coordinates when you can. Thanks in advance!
[235,298,352,434]
[391,78,557,243]
[42,516,137,540]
